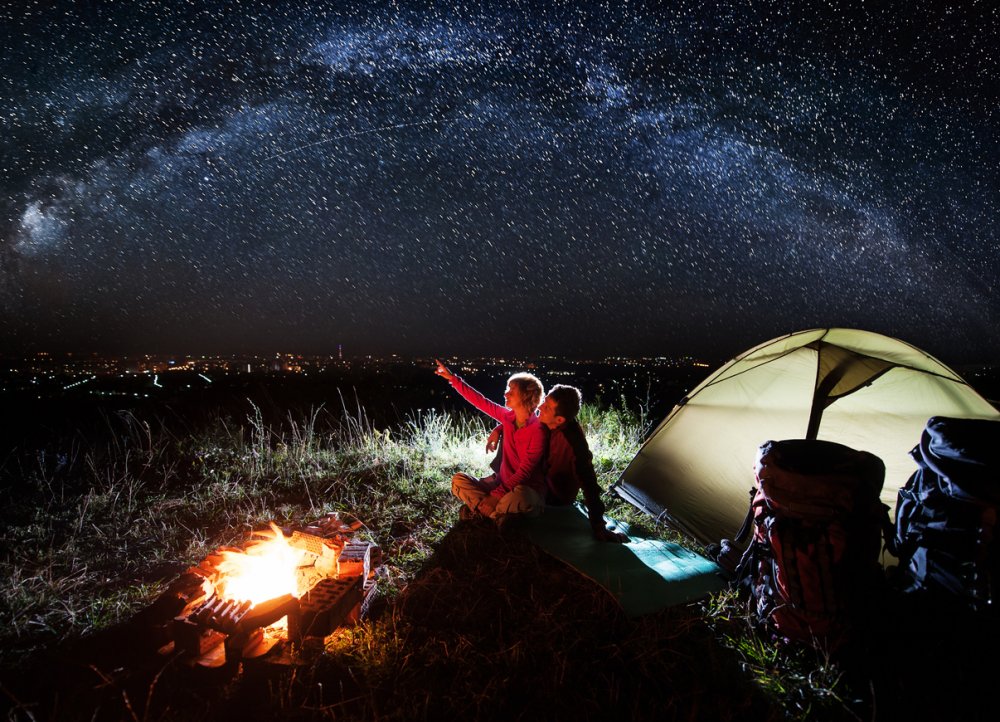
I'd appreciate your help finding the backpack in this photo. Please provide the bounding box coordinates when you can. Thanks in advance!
[733,439,891,649]
[892,416,1000,611]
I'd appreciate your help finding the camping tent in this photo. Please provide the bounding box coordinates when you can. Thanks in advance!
[613,328,1000,550]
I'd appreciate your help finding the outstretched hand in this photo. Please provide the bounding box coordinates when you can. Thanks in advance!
[434,358,454,381]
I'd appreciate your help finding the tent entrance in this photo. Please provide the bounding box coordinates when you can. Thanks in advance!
[806,342,896,439]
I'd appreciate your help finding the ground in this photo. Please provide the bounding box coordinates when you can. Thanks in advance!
[3,518,784,722]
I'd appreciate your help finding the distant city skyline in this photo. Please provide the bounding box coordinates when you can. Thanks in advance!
[2,348,711,368]
[3,3,998,362]
[0,349,716,414]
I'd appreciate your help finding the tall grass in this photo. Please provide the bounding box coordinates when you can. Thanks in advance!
[0,399,873,721]
[0,400,643,662]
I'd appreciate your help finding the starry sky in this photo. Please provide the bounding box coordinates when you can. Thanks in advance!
[2,1,998,361]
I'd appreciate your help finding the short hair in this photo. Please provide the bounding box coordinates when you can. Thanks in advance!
[548,384,582,420]
[508,372,544,410]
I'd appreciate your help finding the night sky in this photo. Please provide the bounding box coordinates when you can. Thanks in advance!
[2,1,998,361]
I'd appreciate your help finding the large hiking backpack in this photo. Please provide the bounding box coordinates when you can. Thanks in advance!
[734,439,890,648]
[892,416,1000,611]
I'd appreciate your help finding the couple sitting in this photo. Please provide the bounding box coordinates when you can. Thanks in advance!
[434,359,626,543]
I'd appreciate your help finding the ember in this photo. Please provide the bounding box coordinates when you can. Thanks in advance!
[155,513,380,668]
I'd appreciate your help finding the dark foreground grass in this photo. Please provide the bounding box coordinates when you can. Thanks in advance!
[3,520,783,721]
[1,403,997,721]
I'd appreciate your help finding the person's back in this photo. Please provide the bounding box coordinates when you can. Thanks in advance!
[538,386,626,542]
[546,419,595,506]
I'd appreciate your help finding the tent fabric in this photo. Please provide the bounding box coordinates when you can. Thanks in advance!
[614,328,1000,551]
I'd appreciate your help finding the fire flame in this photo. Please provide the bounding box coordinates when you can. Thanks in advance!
[215,523,306,606]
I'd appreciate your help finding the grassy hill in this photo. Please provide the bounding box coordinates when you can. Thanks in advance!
[0,401,995,721]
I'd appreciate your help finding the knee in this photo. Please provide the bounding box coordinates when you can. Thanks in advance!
[497,485,544,517]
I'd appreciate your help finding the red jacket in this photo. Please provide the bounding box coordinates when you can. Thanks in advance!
[449,375,547,495]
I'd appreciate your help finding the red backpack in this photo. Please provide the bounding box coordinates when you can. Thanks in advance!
[734,439,891,650]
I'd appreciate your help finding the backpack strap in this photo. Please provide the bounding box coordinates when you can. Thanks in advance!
[879,501,897,557]
[728,488,766,585]
[708,488,758,577]
[733,487,758,545]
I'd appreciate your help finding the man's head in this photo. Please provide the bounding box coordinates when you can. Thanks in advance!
[538,384,582,429]
[504,372,544,412]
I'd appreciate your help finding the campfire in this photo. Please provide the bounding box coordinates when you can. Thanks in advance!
[155,513,380,668]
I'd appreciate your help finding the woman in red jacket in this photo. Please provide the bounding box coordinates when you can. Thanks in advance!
[435,359,547,524]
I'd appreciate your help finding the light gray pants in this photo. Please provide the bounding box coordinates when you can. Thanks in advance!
[451,472,544,519]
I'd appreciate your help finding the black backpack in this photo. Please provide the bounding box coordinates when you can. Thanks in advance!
[892,416,1000,611]
[730,439,891,650]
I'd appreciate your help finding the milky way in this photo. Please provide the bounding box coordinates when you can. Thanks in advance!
[2,1,998,360]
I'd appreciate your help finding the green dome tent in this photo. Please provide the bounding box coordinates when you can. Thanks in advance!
[613,328,1000,551]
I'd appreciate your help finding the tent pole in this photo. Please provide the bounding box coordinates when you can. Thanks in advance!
[805,399,824,440]
[807,353,850,440]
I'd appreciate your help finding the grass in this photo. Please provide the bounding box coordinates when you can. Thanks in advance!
[0,399,992,720]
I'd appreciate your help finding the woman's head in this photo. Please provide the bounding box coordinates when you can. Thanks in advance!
[504,372,544,411]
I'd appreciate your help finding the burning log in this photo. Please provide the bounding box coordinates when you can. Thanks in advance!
[189,596,253,633]
[234,593,299,634]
